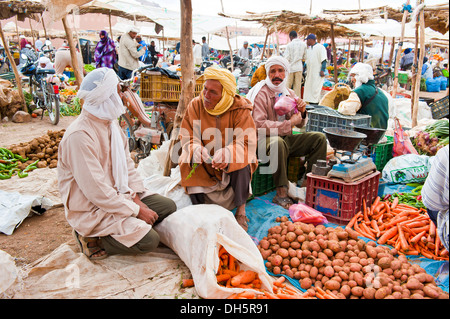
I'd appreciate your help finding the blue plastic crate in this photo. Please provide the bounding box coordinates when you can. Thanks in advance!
[306,108,371,133]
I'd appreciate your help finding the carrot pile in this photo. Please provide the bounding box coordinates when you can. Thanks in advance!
[346,196,448,261]
[182,245,316,299]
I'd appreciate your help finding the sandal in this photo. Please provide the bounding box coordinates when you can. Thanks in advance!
[235,214,249,232]
[272,195,294,210]
[73,229,108,260]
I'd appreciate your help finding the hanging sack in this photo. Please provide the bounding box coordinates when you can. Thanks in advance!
[393,117,419,157]
[319,83,351,109]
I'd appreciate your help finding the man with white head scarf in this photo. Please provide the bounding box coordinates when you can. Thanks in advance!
[58,68,176,260]
[118,25,146,80]
[337,62,389,129]
[250,55,327,209]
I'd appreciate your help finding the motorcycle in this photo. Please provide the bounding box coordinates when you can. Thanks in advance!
[20,53,60,125]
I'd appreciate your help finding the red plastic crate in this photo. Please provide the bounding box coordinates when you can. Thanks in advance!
[305,171,380,225]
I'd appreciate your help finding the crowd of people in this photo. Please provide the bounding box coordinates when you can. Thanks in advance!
[7,28,445,263]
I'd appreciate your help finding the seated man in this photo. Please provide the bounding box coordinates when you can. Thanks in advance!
[178,66,258,231]
[58,68,176,260]
[248,56,327,209]
[337,63,389,129]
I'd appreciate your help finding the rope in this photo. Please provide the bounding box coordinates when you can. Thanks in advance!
[401,3,413,13]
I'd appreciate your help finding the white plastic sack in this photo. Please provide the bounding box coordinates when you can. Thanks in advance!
[142,166,192,210]
[382,154,431,184]
[154,204,273,299]
[388,98,432,130]
[0,250,18,295]
[288,181,306,203]
[0,190,54,235]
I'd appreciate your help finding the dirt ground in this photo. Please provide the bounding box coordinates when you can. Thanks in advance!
[0,115,78,266]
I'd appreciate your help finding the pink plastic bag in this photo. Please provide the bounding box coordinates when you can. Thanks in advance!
[274,96,299,116]
[393,118,418,157]
[288,203,328,225]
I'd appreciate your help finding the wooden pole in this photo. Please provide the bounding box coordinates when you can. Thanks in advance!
[61,16,83,88]
[411,3,425,128]
[388,37,395,68]
[0,22,25,108]
[347,37,351,68]
[109,11,113,38]
[391,0,411,98]
[330,23,338,84]
[274,21,280,55]
[41,12,48,39]
[220,0,234,72]
[28,18,35,47]
[163,0,194,176]
[380,36,386,64]
[261,28,269,60]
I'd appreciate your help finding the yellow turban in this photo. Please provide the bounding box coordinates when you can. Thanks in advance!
[201,66,236,116]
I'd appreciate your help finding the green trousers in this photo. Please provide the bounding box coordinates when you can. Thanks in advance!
[101,194,177,255]
[264,132,327,188]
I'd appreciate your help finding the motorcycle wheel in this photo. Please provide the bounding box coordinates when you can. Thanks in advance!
[46,93,60,125]
[118,114,137,152]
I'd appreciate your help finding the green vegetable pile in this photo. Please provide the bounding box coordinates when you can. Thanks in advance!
[0,148,38,179]
[84,64,96,73]
[413,119,449,156]
[383,184,426,209]
[60,97,82,116]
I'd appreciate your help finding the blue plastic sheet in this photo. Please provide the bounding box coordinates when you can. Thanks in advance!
[233,190,449,293]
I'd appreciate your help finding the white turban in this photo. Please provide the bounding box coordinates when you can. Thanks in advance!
[349,63,374,88]
[77,68,131,194]
[38,56,53,69]
[247,55,291,102]
[264,56,290,94]
[125,25,140,34]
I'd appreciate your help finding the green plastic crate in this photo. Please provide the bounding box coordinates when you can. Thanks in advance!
[369,136,394,172]
[251,162,275,196]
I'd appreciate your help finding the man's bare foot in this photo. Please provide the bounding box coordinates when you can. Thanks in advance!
[235,204,249,232]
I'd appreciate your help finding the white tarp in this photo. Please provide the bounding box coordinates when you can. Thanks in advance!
[338,19,448,40]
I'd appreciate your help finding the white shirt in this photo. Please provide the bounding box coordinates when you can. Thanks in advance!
[238,46,250,59]
[284,38,307,73]
[193,43,202,65]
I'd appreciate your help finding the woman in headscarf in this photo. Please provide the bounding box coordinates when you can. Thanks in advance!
[58,68,176,260]
[178,66,258,231]
[94,30,117,69]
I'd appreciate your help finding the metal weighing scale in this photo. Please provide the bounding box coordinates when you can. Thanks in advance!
[320,127,377,183]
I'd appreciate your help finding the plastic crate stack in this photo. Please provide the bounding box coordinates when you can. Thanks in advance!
[306,108,371,133]
[430,95,449,120]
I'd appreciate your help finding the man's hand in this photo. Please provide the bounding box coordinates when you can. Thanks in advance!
[211,147,231,170]
[290,112,304,127]
[192,146,211,164]
[320,70,325,77]
[296,98,307,114]
[134,196,158,225]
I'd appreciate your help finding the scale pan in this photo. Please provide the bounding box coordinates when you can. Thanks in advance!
[323,127,367,152]
[353,126,386,145]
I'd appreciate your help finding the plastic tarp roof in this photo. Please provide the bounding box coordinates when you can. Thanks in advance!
[100,0,261,36]
[338,18,448,40]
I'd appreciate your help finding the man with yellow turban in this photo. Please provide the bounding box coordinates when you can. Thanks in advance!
[178,66,258,231]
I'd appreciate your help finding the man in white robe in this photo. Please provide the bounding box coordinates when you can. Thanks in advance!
[303,34,327,104]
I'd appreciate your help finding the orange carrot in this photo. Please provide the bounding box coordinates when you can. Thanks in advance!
[435,234,441,256]
[429,221,436,238]
[371,196,380,215]
[230,270,257,287]
[237,291,256,299]
[397,224,409,252]
[378,226,398,245]
[182,279,194,288]
[347,211,361,228]
[222,269,239,277]
[216,274,231,283]
[363,199,369,222]
[371,219,381,237]
[391,197,399,209]
[410,231,427,244]
[264,291,280,299]
[228,255,235,271]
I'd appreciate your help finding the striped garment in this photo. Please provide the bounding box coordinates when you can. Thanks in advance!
[421,145,449,252]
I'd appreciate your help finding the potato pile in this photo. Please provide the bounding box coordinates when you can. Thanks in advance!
[258,216,449,299]
[8,129,65,170]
